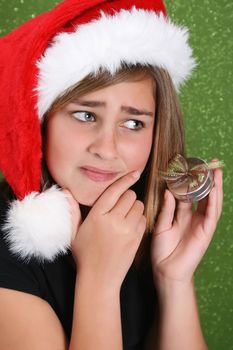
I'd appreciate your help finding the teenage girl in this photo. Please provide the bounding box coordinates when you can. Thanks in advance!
[0,0,223,349]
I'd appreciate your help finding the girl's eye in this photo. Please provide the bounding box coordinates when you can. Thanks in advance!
[72,111,95,122]
[71,112,144,131]
[124,120,144,130]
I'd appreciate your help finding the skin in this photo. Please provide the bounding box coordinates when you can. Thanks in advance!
[146,167,223,349]
[153,169,223,285]
[45,78,156,207]
[44,79,156,348]
[0,76,223,349]
[45,77,223,349]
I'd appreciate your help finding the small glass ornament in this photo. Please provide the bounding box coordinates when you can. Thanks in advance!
[159,154,224,203]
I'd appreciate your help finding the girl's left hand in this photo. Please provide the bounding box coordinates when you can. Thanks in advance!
[151,167,223,284]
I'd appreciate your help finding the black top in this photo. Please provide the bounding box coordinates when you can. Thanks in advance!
[0,194,157,349]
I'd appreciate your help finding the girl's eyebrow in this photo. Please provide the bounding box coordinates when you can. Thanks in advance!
[71,99,154,117]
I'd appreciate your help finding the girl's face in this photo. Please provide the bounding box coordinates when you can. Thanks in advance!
[45,78,156,205]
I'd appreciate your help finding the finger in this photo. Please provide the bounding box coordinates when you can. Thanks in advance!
[200,168,223,232]
[195,166,223,218]
[210,159,223,220]
[125,200,145,227]
[93,171,140,214]
[135,215,147,238]
[176,199,193,223]
[203,185,218,234]
[112,190,137,218]
[196,195,208,216]
[154,190,176,235]
[213,168,223,220]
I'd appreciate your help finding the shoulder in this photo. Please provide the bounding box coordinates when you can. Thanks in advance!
[0,283,68,349]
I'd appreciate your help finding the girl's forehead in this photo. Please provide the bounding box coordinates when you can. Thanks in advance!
[69,75,156,101]
[47,70,159,117]
[67,80,156,107]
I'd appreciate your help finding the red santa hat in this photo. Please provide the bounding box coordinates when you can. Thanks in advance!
[0,0,196,261]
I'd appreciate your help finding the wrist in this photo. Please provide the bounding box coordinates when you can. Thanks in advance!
[154,273,195,301]
[76,268,121,297]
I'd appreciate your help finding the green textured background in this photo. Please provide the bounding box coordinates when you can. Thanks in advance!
[0,1,232,349]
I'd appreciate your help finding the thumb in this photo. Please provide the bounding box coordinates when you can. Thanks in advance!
[63,190,82,240]
[154,190,176,235]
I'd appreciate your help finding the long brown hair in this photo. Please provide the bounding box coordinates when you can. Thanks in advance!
[1,64,185,269]
[41,64,186,269]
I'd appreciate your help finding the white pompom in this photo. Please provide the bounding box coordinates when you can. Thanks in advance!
[3,186,72,262]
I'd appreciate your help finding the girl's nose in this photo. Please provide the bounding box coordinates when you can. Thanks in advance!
[88,130,118,160]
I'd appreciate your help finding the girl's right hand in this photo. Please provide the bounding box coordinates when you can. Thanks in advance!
[70,171,146,290]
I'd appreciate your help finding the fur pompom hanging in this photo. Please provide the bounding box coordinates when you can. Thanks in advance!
[3,186,73,262]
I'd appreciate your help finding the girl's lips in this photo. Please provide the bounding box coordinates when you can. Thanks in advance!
[80,168,119,182]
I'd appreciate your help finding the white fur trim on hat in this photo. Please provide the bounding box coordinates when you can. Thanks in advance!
[36,7,196,120]
[3,186,72,262]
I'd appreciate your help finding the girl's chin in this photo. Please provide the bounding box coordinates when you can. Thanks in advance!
[69,181,113,206]
[71,191,100,207]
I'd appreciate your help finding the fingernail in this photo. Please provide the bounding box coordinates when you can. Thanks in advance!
[132,171,141,179]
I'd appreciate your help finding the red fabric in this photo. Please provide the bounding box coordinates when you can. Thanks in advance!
[0,0,166,200]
